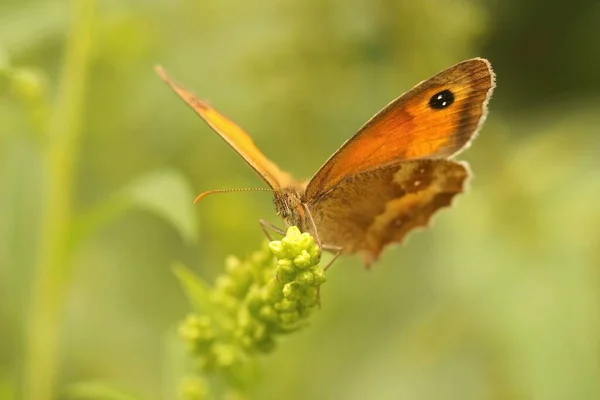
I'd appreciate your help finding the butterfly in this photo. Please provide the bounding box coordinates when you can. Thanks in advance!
[156,58,495,267]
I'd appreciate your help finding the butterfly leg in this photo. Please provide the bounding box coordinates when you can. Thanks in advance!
[302,203,323,248]
[259,219,286,241]
[312,245,341,308]
[321,244,342,271]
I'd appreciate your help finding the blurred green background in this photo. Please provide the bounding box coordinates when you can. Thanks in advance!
[1,0,599,399]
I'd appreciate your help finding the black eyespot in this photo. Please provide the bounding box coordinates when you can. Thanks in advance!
[429,89,455,110]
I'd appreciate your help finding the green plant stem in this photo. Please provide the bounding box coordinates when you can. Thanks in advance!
[24,0,96,399]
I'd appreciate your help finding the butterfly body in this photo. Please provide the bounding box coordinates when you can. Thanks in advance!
[273,185,309,231]
[156,58,495,266]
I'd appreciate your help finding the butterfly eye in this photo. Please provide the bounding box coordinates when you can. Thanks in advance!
[429,89,455,110]
[278,202,291,218]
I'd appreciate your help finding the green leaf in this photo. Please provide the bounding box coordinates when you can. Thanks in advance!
[124,169,198,245]
[70,169,198,251]
[64,382,143,400]
[172,262,231,332]
[172,262,214,314]
[0,2,69,55]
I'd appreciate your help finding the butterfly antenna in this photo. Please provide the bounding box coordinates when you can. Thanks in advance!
[194,188,273,204]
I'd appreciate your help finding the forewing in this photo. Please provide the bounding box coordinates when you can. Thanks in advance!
[156,66,292,190]
[306,58,493,200]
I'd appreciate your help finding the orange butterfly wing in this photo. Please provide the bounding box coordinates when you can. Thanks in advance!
[305,58,495,201]
[309,159,469,265]
[155,66,292,191]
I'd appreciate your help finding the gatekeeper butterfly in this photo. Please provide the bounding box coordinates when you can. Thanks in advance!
[156,58,495,266]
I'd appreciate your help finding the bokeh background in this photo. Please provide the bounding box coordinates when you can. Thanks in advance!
[1,0,599,399]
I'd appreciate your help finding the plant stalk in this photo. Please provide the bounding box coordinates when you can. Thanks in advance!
[24,0,96,398]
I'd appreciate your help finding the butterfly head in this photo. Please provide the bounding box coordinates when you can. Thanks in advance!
[273,185,308,231]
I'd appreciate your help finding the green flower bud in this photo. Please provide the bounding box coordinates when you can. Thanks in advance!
[252,322,268,341]
[224,255,241,271]
[293,250,313,269]
[238,334,253,350]
[258,305,277,323]
[211,292,239,314]
[264,279,283,303]
[245,286,263,315]
[299,296,319,309]
[215,275,235,294]
[251,245,274,266]
[179,315,214,341]
[311,267,327,285]
[211,342,239,368]
[176,226,327,391]
[179,314,216,354]
[236,309,252,331]
[224,256,253,294]
[280,227,302,255]
[276,258,295,276]
[295,270,314,286]
[254,336,276,353]
[278,311,300,325]
[258,268,274,285]
[268,241,285,258]
[274,299,297,312]
[224,389,249,400]
[282,282,301,300]
[179,315,200,342]
[301,286,318,300]
[179,375,209,400]
[298,231,314,245]
[285,226,303,241]
[276,271,295,285]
